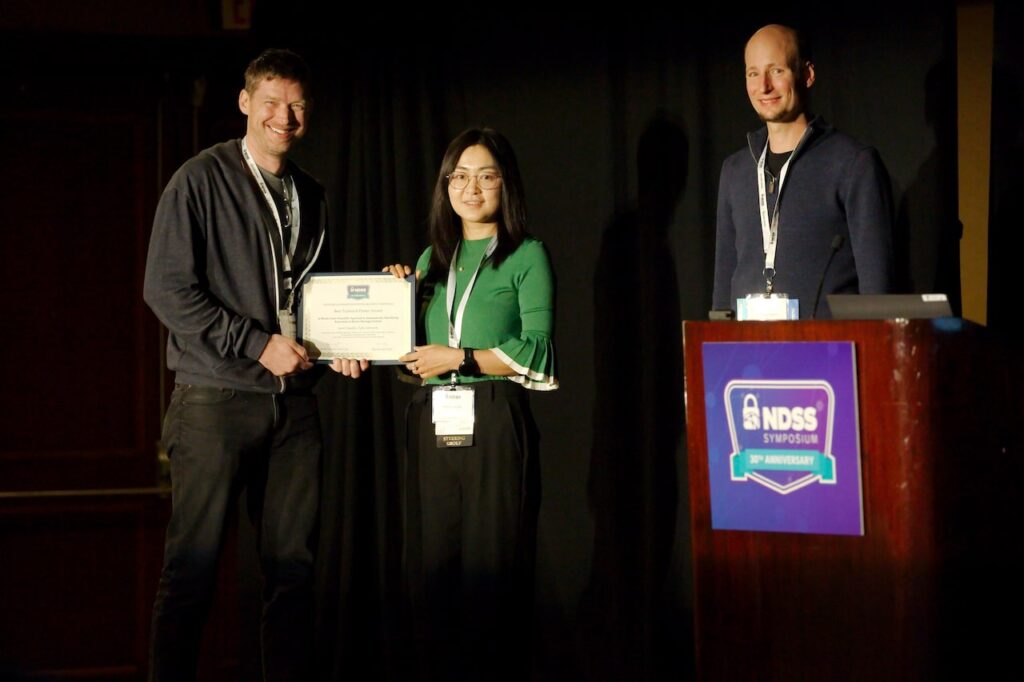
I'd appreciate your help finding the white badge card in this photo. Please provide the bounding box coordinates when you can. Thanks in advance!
[432,387,475,447]
[737,294,799,321]
[279,309,297,340]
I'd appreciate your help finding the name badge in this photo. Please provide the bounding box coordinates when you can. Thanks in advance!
[432,386,475,447]
[737,294,799,321]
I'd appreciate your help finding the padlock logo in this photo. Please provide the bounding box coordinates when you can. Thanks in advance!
[742,394,760,430]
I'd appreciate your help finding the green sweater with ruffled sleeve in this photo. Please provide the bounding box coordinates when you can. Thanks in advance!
[416,236,557,390]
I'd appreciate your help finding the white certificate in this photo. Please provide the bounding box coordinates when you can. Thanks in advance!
[299,273,415,364]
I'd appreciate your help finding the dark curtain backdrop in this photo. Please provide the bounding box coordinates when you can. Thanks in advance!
[990,1,1024,337]
[243,3,957,680]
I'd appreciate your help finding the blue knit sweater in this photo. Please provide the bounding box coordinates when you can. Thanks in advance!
[712,117,894,318]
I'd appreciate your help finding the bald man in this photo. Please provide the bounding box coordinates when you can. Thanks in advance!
[712,24,894,319]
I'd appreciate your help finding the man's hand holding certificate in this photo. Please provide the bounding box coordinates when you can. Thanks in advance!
[299,273,415,365]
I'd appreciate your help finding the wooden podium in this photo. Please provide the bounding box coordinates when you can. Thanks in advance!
[684,319,1022,681]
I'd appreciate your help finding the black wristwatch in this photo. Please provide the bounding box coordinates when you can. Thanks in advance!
[458,348,480,377]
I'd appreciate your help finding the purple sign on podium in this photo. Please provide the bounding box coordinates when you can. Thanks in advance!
[701,341,863,535]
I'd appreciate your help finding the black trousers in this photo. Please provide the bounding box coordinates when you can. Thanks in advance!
[404,381,541,682]
[149,384,321,682]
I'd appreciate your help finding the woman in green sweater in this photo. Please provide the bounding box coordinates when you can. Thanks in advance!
[387,127,557,680]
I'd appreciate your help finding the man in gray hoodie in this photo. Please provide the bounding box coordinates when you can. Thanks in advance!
[143,48,364,681]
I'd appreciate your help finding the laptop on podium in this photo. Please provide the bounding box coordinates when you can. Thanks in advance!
[827,293,953,320]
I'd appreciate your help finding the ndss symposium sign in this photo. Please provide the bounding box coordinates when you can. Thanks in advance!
[701,342,863,535]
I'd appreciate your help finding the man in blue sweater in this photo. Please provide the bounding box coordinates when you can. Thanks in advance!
[712,24,894,318]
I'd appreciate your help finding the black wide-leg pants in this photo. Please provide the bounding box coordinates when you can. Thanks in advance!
[405,381,541,682]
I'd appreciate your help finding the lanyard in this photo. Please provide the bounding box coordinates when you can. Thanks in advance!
[240,138,300,273]
[756,142,794,294]
[446,236,498,348]
[280,178,300,261]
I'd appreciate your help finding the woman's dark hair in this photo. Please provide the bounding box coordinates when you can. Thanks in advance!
[427,127,529,274]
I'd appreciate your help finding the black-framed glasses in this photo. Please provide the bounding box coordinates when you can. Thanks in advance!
[446,171,502,190]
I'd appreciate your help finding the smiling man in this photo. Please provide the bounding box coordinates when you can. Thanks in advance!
[143,48,363,681]
[712,24,894,319]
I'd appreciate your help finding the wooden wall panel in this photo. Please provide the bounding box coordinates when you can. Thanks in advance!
[0,497,241,680]
[0,499,165,676]
[1,34,246,679]
[0,109,160,491]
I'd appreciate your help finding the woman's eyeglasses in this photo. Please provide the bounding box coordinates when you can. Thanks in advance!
[447,172,502,190]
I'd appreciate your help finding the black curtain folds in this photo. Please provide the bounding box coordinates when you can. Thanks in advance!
[297,47,450,681]
[257,3,958,679]
[990,2,1024,337]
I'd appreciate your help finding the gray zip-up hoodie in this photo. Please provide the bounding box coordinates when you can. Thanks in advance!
[144,140,329,393]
